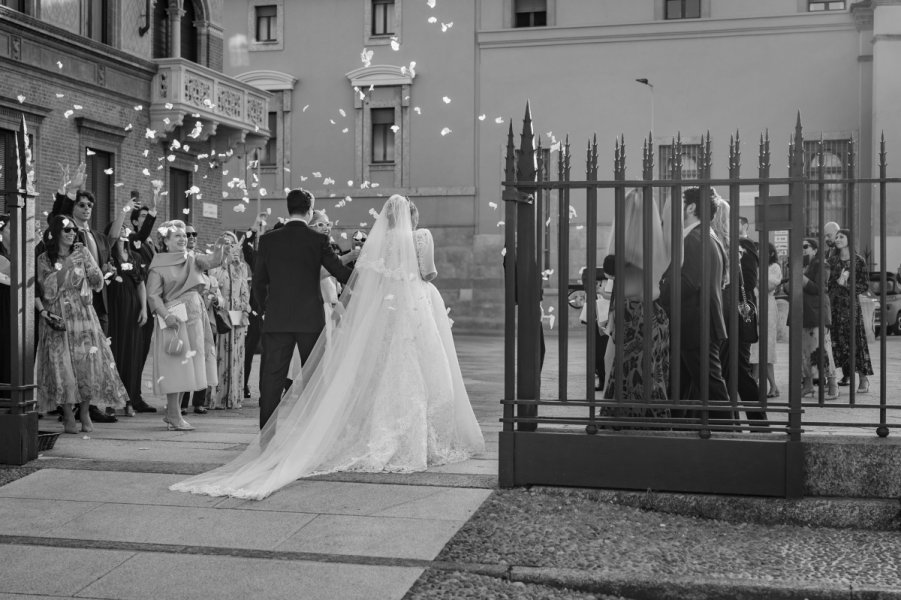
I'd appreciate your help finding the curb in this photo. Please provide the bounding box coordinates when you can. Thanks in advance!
[532,486,901,531]
[507,566,901,600]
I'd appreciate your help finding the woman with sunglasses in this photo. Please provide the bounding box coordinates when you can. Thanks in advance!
[34,215,128,433]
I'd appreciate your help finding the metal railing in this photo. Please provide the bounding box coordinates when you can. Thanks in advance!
[502,105,899,451]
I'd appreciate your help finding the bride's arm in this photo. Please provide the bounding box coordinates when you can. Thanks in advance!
[415,229,437,281]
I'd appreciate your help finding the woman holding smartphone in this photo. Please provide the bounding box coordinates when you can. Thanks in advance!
[34,215,128,433]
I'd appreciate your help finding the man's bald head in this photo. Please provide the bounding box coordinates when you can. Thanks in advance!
[824,221,840,247]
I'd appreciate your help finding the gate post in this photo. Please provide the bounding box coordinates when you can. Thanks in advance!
[514,103,541,432]
[1,115,38,465]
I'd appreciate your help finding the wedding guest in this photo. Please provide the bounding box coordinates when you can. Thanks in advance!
[211,232,251,409]
[714,202,767,424]
[800,238,839,399]
[659,187,734,426]
[146,220,231,430]
[601,189,670,423]
[34,215,128,433]
[581,262,610,391]
[51,164,127,424]
[750,243,781,398]
[128,183,161,413]
[242,213,267,399]
[827,229,872,392]
[181,227,222,415]
[103,220,148,417]
[823,221,840,260]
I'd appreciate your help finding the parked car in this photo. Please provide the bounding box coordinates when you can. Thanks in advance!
[869,271,901,336]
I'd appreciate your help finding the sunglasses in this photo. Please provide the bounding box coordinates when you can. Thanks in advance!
[802,244,811,249]
[62,227,78,233]
[186,232,198,238]
[75,203,93,209]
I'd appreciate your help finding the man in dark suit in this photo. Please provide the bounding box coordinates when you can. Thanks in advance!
[253,189,353,429]
[127,188,159,413]
[659,187,734,426]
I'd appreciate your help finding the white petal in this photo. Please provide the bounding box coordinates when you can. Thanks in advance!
[63,110,74,118]
[142,168,151,176]
[164,102,173,109]
[233,204,247,213]
[495,117,504,124]
[56,60,63,69]
[16,94,25,103]
[303,104,310,112]
[488,201,498,209]
[442,96,451,104]
[497,221,505,227]
[86,149,96,156]
[478,114,486,121]
[134,104,143,111]
[440,127,452,136]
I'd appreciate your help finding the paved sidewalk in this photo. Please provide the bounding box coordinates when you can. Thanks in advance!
[1,332,899,599]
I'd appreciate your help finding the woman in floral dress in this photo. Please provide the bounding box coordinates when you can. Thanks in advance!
[210,232,250,409]
[602,189,671,424]
[827,229,873,393]
[35,215,128,433]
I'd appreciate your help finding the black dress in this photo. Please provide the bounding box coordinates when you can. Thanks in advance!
[106,246,146,404]
[0,279,9,399]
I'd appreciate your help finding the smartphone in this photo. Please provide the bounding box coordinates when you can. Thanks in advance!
[603,279,614,294]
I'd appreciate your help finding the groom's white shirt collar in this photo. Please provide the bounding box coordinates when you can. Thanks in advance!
[286,215,309,224]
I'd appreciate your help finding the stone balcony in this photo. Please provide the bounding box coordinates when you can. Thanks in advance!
[150,57,271,150]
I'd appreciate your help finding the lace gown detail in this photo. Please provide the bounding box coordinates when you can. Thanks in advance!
[170,199,484,500]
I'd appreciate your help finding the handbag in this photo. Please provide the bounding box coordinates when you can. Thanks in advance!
[164,321,185,356]
[213,304,232,335]
[78,271,93,307]
[737,267,759,343]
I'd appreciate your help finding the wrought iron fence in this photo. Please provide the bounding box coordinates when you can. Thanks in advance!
[500,104,900,496]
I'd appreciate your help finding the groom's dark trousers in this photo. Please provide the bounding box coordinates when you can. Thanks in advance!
[258,332,318,428]
[253,219,352,429]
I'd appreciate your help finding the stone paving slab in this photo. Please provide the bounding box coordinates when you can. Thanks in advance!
[0,545,135,597]
[371,488,491,521]
[19,502,318,550]
[0,498,102,537]
[215,480,455,515]
[0,469,225,508]
[78,551,422,600]
[41,437,243,464]
[275,514,465,560]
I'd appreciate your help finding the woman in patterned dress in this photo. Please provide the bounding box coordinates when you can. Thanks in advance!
[34,215,128,433]
[210,232,250,409]
[602,189,671,424]
[827,229,872,393]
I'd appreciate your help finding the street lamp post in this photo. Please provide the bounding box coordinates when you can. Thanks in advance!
[635,78,654,138]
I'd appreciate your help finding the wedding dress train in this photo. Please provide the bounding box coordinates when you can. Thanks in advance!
[170,195,484,500]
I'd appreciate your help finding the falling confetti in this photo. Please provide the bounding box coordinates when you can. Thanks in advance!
[390,37,400,51]
[142,168,151,176]
[342,127,349,133]
[495,117,504,124]
[233,204,247,213]
[428,16,438,24]
[303,104,310,112]
[312,171,322,178]
[16,95,25,103]
[442,96,451,104]
[441,22,454,32]
[124,124,133,131]
[360,48,373,68]
[478,114,486,121]
[497,221,505,227]
[73,104,83,110]
[339,108,346,117]
[390,125,400,133]
[55,93,65,98]
[134,104,143,111]
[57,60,63,69]
[103,168,113,175]
[488,201,498,209]
[145,128,157,139]
[414,107,421,115]
[427,0,436,7]
[440,127,452,136]
[86,149,96,156]
[63,110,74,118]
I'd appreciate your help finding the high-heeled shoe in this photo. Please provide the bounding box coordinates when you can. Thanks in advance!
[163,416,195,431]
[857,379,870,394]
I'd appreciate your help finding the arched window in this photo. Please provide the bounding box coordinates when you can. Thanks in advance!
[181,0,198,63]
[152,0,201,64]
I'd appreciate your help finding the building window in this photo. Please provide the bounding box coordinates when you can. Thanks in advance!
[514,0,546,27]
[0,0,28,13]
[804,139,850,234]
[261,112,277,166]
[665,0,701,19]
[169,167,192,223]
[808,1,845,11]
[0,129,16,215]
[255,4,277,42]
[86,0,110,44]
[372,0,395,36]
[371,108,395,164]
[658,143,702,207]
[248,0,284,51]
[85,148,113,231]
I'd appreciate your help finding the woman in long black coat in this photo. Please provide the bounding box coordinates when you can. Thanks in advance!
[104,223,148,416]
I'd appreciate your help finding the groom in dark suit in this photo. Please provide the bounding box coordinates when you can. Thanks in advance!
[659,187,734,426]
[253,188,353,429]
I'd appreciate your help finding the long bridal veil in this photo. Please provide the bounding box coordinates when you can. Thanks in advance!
[171,194,484,500]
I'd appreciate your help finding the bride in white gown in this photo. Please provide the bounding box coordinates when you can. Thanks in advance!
[170,194,484,500]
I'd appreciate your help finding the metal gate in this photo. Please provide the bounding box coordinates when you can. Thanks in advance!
[500,104,899,498]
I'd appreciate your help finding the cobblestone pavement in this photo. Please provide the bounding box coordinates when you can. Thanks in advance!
[406,487,901,599]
